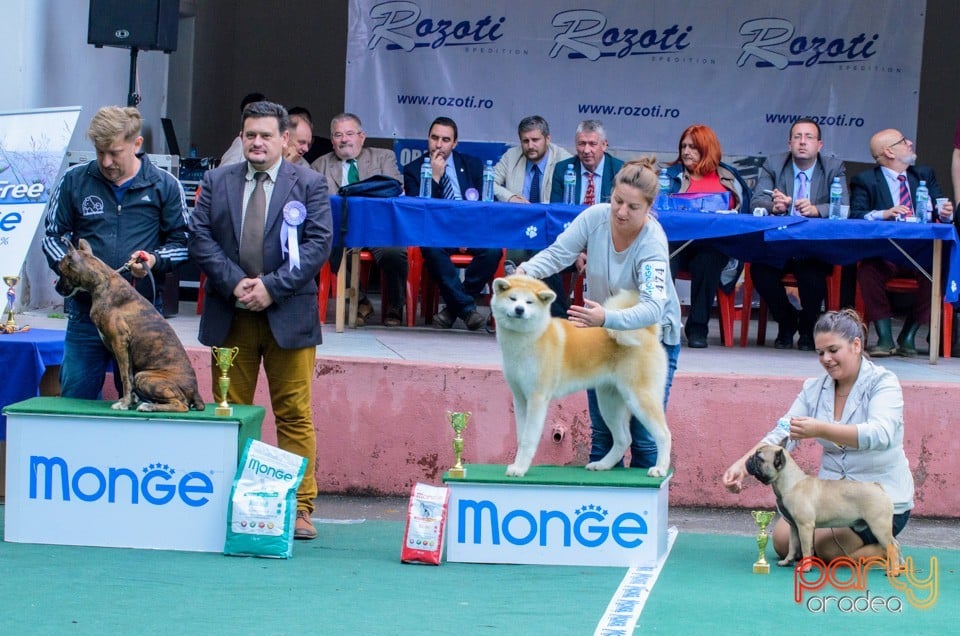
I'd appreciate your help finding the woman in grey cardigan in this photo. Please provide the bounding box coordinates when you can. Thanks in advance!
[722,308,914,562]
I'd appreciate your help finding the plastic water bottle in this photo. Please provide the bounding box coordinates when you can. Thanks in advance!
[482,159,495,202]
[658,167,672,211]
[419,156,432,198]
[828,176,843,219]
[562,165,577,204]
[915,180,930,223]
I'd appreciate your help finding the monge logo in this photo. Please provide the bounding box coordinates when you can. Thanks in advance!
[247,456,295,482]
[549,10,693,61]
[737,18,879,69]
[366,1,505,52]
[456,499,647,549]
[29,456,214,507]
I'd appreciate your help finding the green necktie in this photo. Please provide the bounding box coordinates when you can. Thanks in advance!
[347,159,359,184]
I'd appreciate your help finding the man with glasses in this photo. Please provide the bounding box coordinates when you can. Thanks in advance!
[312,113,407,326]
[851,128,954,356]
[750,118,847,350]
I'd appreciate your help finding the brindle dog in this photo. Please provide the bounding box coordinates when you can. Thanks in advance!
[57,238,205,412]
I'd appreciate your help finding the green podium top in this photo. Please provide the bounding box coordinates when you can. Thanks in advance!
[442,464,672,488]
[4,397,264,461]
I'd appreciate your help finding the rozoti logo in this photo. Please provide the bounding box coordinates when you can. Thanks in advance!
[737,18,879,69]
[794,545,939,613]
[456,499,648,548]
[549,10,692,61]
[29,456,214,507]
[366,1,505,52]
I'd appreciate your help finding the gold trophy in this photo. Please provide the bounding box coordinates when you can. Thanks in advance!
[211,346,240,416]
[447,411,471,478]
[752,510,777,574]
[4,275,20,332]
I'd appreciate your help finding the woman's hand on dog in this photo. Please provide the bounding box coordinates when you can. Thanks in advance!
[567,299,605,328]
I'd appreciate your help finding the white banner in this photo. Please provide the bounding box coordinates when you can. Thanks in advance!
[346,0,925,162]
[0,107,80,278]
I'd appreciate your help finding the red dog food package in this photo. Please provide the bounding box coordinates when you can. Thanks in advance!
[224,439,307,559]
[400,483,450,565]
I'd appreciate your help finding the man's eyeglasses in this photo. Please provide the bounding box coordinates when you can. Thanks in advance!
[887,137,908,149]
[333,131,360,140]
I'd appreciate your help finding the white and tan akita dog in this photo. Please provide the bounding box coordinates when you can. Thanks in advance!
[491,275,670,478]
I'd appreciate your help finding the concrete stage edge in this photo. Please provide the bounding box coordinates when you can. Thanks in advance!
[120,347,959,519]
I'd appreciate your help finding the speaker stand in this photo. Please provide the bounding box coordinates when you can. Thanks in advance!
[127,47,141,108]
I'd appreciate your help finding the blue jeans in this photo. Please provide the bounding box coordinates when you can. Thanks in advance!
[588,342,680,468]
[60,297,120,399]
[421,247,502,318]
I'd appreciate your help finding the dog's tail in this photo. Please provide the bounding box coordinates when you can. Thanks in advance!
[602,290,661,346]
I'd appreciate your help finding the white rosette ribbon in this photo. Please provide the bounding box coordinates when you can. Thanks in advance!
[281,201,306,271]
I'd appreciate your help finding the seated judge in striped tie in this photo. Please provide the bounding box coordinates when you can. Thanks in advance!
[493,115,572,317]
[312,113,407,326]
[850,128,954,357]
[549,119,624,205]
[402,116,501,330]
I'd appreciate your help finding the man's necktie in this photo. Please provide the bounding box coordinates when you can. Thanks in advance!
[239,171,268,276]
[528,165,541,204]
[347,159,359,185]
[441,173,460,200]
[898,174,913,215]
[583,172,596,205]
[793,172,807,215]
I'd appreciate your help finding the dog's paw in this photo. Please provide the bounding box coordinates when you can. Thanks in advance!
[110,400,131,411]
[776,558,795,568]
[136,402,156,412]
[505,464,528,477]
[647,466,668,478]
[585,461,613,471]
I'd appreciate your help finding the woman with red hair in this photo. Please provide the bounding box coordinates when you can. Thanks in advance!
[665,124,750,348]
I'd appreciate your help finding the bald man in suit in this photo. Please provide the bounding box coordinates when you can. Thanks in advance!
[312,113,407,326]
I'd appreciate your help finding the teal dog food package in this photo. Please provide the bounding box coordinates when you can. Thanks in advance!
[224,439,307,559]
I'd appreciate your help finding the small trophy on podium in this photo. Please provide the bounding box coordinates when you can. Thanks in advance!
[211,346,240,416]
[751,510,777,574]
[447,411,471,478]
[3,275,22,333]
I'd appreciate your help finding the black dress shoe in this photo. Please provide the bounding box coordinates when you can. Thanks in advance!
[774,334,794,349]
[433,307,455,329]
[797,335,815,351]
[463,310,485,331]
[687,335,708,348]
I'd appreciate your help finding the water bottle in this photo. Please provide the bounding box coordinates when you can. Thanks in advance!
[482,159,495,202]
[915,180,930,223]
[828,176,843,219]
[658,167,672,211]
[562,165,577,204]
[419,156,432,198]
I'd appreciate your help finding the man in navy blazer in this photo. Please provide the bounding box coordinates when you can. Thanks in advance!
[549,120,624,204]
[750,118,847,350]
[403,117,500,330]
[850,128,955,356]
[189,101,332,539]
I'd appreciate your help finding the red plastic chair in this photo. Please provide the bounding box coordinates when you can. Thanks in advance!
[741,264,843,347]
[416,249,506,325]
[674,270,740,347]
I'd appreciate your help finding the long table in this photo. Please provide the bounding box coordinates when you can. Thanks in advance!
[329,196,959,362]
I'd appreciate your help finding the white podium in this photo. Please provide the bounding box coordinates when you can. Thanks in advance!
[443,464,670,568]
[3,397,262,552]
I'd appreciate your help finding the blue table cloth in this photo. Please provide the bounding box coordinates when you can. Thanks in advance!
[0,328,65,438]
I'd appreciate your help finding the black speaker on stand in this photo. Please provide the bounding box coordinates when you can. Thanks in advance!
[88,0,180,107]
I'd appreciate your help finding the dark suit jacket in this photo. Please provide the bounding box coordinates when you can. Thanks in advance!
[402,150,483,199]
[752,151,847,217]
[188,159,333,348]
[850,165,946,220]
[549,153,624,203]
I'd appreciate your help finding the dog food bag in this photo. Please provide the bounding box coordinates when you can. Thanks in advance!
[400,483,450,565]
[224,439,307,559]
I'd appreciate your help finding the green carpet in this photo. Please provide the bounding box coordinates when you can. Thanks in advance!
[1,508,956,635]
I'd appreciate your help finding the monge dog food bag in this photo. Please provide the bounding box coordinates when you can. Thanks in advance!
[224,439,307,559]
[400,483,449,565]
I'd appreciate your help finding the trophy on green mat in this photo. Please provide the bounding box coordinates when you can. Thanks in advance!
[448,411,471,478]
[211,346,240,416]
[751,510,777,574]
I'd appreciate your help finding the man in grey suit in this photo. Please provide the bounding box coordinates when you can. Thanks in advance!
[189,101,332,540]
[312,113,407,326]
[750,118,847,350]
[494,115,572,317]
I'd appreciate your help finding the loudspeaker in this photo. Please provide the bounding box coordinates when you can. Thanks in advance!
[88,0,180,53]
